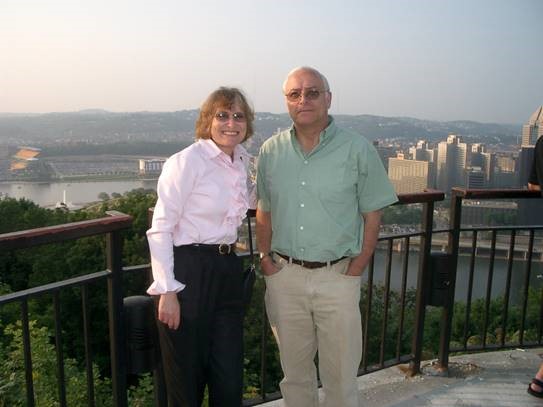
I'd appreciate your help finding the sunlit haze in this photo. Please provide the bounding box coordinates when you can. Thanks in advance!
[1,0,542,123]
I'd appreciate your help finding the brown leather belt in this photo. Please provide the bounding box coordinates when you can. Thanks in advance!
[184,243,235,255]
[275,252,346,269]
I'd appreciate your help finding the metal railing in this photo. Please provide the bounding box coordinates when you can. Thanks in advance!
[1,189,542,406]
[436,188,543,370]
[0,211,132,407]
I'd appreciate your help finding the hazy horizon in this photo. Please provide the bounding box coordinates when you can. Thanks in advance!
[2,0,542,124]
[0,108,525,127]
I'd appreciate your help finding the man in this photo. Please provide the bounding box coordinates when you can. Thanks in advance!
[527,135,543,399]
[256,66,397,407]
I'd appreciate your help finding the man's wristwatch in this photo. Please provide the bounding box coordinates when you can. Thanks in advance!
[259,252,272,262]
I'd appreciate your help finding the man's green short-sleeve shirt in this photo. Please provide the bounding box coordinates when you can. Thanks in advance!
[257,117,398,262]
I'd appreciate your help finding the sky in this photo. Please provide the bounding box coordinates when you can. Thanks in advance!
[1,0,542,124]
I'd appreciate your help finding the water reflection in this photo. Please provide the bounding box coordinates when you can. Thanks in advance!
[0,179,158,207]
[369,249,542,302]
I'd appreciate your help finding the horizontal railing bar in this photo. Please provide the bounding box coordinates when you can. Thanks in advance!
[396,189,445,205]
[0,211,132,250]
[122,264,150,274]
[0,270,110,305]
[379,231,425,240]
[459,225,543,232]
[452,188,542,200]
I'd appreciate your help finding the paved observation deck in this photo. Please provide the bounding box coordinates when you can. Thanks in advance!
[261,348,543,407]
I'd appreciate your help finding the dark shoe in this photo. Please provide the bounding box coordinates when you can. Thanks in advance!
[528,378,543,398]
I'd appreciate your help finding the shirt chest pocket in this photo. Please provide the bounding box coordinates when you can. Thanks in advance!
[316,163,359,204]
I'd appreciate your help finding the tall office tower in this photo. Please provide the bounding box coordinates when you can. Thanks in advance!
[466,167,485,189]
[409,140,436,188]
[387,153,429,194]
[436,134,467,193]
[469,143,492,185]
[522,106,543,146]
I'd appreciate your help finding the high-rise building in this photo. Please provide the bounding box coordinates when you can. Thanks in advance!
[388,153,429,194]
[466,167,486,189]
[522,106,543,146]
[436,134,467,192]
[409,140,436,188]
[469,143,492,185]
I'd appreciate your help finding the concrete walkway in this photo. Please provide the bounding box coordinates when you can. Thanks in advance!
[260,348,543,406]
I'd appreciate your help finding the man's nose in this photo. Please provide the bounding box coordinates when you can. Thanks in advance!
[298,94,309,104]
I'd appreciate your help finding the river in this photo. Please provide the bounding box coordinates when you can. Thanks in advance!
[0,179,158,207]
[371,249,542,303]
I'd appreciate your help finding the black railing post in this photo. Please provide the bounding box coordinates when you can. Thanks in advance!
[409,200,434,375]
[106,230,128,407]
[438,189,462,370]
[53,292,67,406]
[21,299,35,407]
[81,285,95,407]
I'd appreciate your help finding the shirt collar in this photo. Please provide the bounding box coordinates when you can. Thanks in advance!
[198,138,249,163]
[289,116,337,155]
[289,115,336,138]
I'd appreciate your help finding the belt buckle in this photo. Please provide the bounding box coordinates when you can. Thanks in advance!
[218,243,231,255]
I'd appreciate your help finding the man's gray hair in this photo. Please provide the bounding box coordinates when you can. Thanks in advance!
[282,66,330,93]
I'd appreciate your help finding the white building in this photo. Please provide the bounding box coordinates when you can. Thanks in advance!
[139,159,165,175]
[388,153,429,194]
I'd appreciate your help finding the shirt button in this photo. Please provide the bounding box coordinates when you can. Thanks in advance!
[301,181,306,186]
[304,160,308,164]
[300,248,305,252]
[300,226,304,230]
[300,203,305,208]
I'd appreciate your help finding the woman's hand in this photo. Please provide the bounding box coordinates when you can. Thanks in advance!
[158,292,181,330]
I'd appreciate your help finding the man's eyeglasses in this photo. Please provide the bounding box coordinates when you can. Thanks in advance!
[215,111,246,122]
[285,88,327,102]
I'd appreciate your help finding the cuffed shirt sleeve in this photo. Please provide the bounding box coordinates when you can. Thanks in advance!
[146,154,194,295]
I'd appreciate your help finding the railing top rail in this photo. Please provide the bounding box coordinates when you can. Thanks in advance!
[451,188,542,200]
[396,189,445,205]
[0,210,133,250]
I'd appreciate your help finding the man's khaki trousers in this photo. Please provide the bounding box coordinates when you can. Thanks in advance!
[264,256,362,407]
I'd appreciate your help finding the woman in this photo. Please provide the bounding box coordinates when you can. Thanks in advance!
[147,87,254,406]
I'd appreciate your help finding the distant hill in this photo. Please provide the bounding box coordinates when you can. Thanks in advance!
[0,110,521,153]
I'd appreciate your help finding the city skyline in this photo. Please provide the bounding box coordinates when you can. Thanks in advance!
[2,0,542,124]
